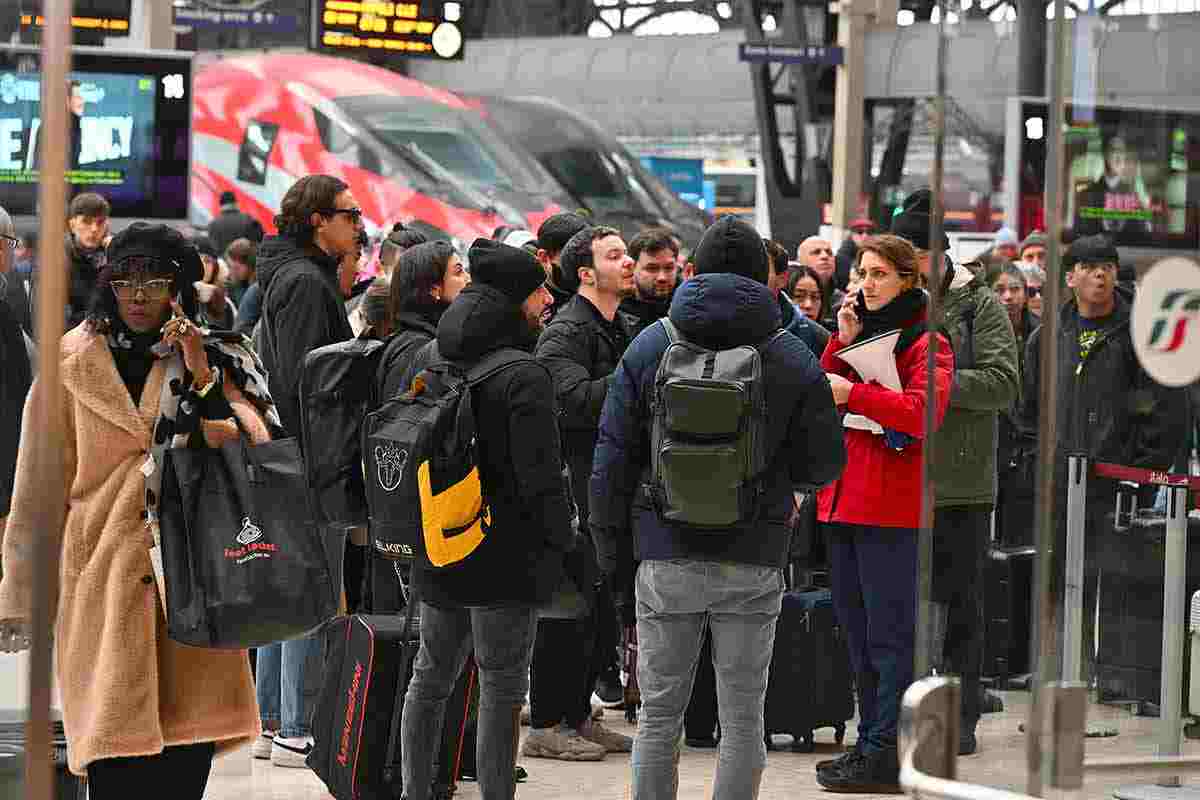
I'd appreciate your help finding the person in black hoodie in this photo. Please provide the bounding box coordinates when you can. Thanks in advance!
[620,227,679,338]
[400,238,575,800]
[590,216,847,800]
[207,191,265,257]
[0,204,32,552]
[534,212,590,322]
[252,174,360,767]
[528,226,635,762]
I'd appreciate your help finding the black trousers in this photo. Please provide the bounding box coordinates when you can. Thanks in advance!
[931,506,991,727]
[684,627,719,740]
[530,612,597,730]
[87,742,215,800]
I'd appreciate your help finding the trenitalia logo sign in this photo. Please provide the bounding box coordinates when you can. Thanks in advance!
[1133,257,1200,387]
[1146,290,1200,352]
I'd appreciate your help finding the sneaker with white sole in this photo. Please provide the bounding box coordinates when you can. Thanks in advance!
[251,732,277,760]
[579,719,632,753]
[521,726,606,761]
[271,735,314,768]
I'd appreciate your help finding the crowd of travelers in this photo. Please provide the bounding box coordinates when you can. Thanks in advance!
[0,174,1192,800]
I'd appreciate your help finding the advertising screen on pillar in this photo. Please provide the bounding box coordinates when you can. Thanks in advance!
[0,46,191,220]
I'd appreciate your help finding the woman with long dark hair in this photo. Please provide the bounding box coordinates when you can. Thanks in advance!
[0,223,278,798]
[788,265,829,329]
[814,234,954,794]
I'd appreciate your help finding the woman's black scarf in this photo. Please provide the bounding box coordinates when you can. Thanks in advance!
[106,316,164,404]
[853,287,929,354]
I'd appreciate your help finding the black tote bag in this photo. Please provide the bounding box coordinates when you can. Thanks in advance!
[159,432,342,648]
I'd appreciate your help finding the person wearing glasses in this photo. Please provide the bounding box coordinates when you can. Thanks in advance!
[0,204,32,576]
[1021,264,1046,318]
[251,174,361,767]
[0,223,278,798]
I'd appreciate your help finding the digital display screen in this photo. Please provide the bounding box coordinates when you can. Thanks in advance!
[311,0,464,60]
[1019,100,1200,248]
[16,0,131,34]
[0,46,191,219]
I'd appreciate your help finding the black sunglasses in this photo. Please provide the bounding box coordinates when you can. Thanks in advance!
[1026,286,1042,297]
[322,207,363,224]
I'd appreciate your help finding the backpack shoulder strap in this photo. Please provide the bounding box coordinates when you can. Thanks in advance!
[755,328,788,354]
[659,317,681,344]
[464,348,533,386]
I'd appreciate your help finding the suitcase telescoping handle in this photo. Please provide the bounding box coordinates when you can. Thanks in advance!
[382,570,418,785]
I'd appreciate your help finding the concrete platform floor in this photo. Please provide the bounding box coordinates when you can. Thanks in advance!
[205,690,1200,800]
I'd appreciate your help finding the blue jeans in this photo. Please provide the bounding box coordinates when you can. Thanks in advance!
[828,524,917,753]
[401,602,537,800]
[254,635,322,738]
[632,559,783,800]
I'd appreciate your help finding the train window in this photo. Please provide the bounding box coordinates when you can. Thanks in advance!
[313,107,383,175]
[237,119,279,186]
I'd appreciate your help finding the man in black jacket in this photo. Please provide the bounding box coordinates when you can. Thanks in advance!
[590,216,847,799]
[207,190,265,256]
[619,227,678,339]
[0,204,32,552]
[252,174,360,767]
[528,225,635,761]
[64,192,110,329]
[534,212,589,322]
[1021,234,1188,675]
[401,239,576,800]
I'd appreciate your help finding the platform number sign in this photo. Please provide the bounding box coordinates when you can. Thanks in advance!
[162,74,185,101]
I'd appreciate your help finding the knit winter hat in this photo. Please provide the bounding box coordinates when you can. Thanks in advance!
[692,215,769,285]
[1019,231,1047,256]
[890,188,950,252]
[465,237,546,306]
[1063,234,1119,269]
[106,222,203,285]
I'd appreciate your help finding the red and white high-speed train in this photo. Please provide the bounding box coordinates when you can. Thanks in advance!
[191,52,572,244]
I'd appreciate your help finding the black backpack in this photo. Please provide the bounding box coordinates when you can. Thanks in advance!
[363,346,530,568]
[300,335,386,527]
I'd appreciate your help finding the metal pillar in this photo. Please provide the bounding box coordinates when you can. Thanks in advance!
[1062,453,1089,683]
[1114,484,1197,800]
[829,0,870,239]
[1017,0,1048,97]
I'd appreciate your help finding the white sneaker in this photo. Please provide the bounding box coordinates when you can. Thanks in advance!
[251,731,277,760]
[271,735,314,768]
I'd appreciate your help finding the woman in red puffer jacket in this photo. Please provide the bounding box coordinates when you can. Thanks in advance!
[814,234,954,794]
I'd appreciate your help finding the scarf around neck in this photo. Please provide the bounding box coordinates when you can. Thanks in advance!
[854,287,929,354]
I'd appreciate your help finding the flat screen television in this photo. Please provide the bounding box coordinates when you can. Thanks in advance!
[0,44,192,220]
[1006,97,1200,250]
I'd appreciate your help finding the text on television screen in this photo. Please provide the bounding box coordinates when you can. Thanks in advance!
[311,0,465,60]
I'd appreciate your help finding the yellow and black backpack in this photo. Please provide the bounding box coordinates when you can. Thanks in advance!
[364,346,528,570]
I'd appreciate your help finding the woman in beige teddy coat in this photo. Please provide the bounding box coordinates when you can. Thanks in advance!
[0,223,276,798]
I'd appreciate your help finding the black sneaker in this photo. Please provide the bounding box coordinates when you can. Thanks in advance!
[595,668,624,704]
[816,747,903,794]
[959,728,978,756]
[816,749,861,775]
[685,736,719,748]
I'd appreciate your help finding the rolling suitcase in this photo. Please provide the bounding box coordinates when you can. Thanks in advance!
[308,606,419,800]
[763,589,855,752]
[432,655,478,798]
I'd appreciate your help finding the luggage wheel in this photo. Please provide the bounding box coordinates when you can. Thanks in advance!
[790,732,816,753]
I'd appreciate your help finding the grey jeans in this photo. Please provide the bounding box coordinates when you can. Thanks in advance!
[632,560,784,800]
[401,602,537,800]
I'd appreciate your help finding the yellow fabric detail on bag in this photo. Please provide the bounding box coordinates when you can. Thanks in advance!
[417,460,488,567]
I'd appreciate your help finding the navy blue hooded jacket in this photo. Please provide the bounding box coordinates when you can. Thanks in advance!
[589,273,847,594]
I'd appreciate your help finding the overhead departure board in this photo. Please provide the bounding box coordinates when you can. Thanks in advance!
[310,1,465,61]
[17,0,131,34]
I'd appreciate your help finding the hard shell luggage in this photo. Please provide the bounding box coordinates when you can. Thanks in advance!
[0,717,87,800]
[763,589,855,752]
[432,655,478,799]
[308,611,419,800]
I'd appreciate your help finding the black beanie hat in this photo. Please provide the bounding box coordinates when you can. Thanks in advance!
[107,222,204,286]
[890,188,951,252]
[466,237,546,306]
[692,215,769,285]
[1063,234,1119,269]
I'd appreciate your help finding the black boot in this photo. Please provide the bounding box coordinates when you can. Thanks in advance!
[816,748,863,776]
[816,747,902,794]
[959,725,978,756]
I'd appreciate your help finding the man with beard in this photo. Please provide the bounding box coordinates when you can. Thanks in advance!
[527,226,637,761]
[400,239,576,800]
[620,228,679,338]
[64,192,110,329]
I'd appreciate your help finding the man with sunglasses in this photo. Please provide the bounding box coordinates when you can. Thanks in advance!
[252,175,362,767]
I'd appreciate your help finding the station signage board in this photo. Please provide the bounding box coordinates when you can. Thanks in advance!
[311,1,465,61]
